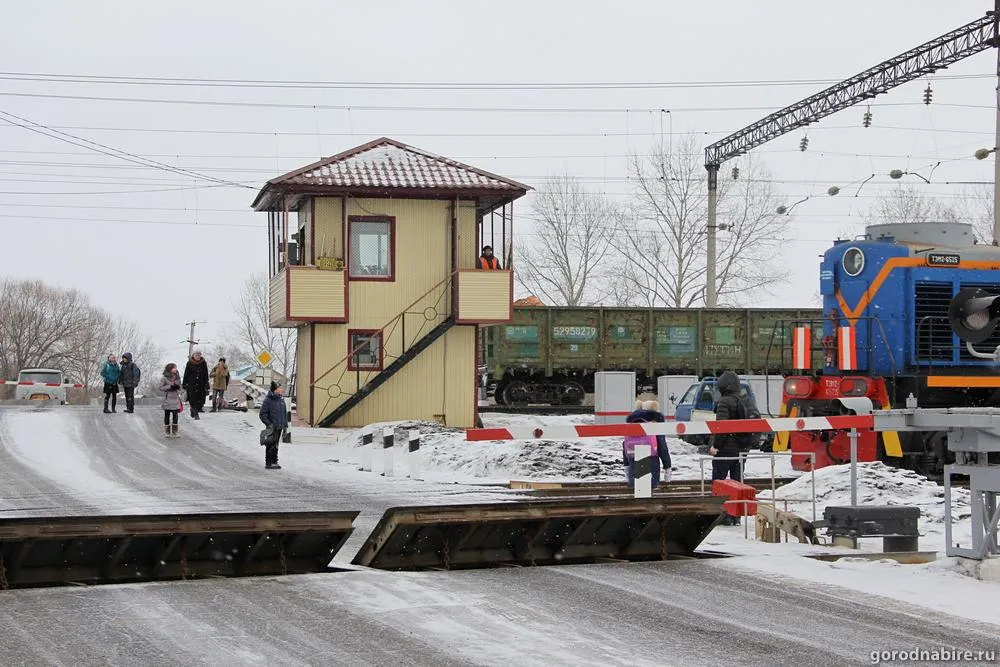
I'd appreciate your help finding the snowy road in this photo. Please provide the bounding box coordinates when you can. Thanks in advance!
[2,405,999,666]
[2,561,999,666]
[0,405,510,560]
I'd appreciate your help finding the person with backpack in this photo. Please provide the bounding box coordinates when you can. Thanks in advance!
[708,371,750,524]
[622,400,672,489]
[708,371,746,481]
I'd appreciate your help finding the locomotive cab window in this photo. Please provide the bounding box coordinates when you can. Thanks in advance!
[842,247,865,277]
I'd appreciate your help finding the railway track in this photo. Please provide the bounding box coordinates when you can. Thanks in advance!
[479,404,592,415]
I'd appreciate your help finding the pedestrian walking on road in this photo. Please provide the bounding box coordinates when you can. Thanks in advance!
[100,354,121,414]
[118,352,141,413]
[209,357,230,412]
[258,381,288,469]
[159,363,183,438]
[182,349,210,420]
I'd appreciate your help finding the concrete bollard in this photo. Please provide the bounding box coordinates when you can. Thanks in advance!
[633,443,653,499]
[359,429,373,471]
[382,428,394,477]
[408,430,421,480]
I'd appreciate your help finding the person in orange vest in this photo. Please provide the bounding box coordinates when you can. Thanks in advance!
[478,245,501,270]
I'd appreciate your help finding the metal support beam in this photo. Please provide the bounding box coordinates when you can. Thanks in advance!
[706,166,719,307]
[704,11,997,168]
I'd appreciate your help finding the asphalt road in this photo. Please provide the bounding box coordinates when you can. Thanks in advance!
[1,405,998,666]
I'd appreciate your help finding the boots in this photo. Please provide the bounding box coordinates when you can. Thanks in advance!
[103,396,110,414]
[164,424,171,437]
[171,423,179,438]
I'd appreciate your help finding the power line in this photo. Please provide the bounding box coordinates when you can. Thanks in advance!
[0,213,259,229]
[0,70,991,90]
[0,122,991,139]
[0,90,989,113]
[0,108,254,190]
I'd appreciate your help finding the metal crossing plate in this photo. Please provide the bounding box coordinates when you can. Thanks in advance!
[352,496,725,571]
[0,510,358,590]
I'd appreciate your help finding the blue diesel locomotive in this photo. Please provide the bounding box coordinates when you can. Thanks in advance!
[775,221,1000,477]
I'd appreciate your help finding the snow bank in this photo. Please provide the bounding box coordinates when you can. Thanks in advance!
[317,413,794,485]
[755,461,971,548]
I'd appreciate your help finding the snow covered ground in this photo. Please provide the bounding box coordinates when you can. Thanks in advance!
[3,405,997,634]
[191,409,1000,626]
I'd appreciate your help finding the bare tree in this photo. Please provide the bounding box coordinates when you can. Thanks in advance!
[609,134,789,307]
[0,279,93,379]
[867,184,959,227]
[228,273,296,376]
[0,278,164,391]
[952,183,995,245]
[515,175,618,306]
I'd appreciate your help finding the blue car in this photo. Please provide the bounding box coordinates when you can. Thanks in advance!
[673,376,764,450]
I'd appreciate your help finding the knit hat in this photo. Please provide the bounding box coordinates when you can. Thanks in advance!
[270,381,279,392]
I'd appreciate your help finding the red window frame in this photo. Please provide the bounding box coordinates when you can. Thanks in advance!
[347,215,395,282]
[347,329,384,371]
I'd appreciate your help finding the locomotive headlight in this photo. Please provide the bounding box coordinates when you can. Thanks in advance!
[842,247,865,277]
[949,287,1000,344]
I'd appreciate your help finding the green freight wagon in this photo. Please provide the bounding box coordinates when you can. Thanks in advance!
[480,306,823,406]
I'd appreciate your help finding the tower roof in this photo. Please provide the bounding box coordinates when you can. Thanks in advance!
[252,137,530,211]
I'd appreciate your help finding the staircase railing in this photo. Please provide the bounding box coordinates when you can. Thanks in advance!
[312,271,457,425]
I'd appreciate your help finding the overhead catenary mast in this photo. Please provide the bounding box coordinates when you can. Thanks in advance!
[703,6,1000,307]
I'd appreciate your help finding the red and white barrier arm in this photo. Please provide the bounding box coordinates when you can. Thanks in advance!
[3,381,85,388]
[465,415,875,441]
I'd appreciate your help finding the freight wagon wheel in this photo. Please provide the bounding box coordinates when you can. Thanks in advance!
[559,382,585,405]
[493,380,508,405]
[502,381,531,407]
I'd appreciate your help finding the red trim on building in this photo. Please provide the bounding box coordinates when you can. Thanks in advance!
[309,324,316,426]
[473,324,480,428]
[347,215,396,282]
[347,329,384,371]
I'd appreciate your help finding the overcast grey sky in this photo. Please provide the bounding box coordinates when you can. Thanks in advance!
[0,1,995,361]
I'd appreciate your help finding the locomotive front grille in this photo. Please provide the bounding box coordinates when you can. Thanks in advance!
[914,281,953,362]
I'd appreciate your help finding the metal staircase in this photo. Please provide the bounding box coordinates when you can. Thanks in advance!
[317,317,456,427]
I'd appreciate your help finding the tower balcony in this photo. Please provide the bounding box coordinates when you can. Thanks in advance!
[269,266,348,328]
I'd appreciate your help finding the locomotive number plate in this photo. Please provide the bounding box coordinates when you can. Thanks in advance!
[926,253,960,266]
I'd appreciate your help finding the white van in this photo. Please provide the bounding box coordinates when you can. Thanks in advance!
[15,368,66,404]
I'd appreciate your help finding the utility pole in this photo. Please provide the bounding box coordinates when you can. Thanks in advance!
[993,0,1000,245]
[706,165,719,308]
[181,320,206,358]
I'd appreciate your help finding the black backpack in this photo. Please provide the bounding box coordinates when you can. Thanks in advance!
[736,395,761,450]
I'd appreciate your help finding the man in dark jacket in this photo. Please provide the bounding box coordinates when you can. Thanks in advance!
[259,381,288,469]
[709,371,746,525]
[709,370,745,483]
[182,349,210,420]
[118,352,141,413]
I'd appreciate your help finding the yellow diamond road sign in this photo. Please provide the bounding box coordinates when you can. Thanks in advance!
[257,350,273,367]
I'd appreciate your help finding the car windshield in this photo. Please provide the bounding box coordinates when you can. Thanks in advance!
[18,371,61,384]
[678,384,698,405]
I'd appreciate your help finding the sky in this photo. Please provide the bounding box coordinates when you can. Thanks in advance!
[0,0,996,360]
